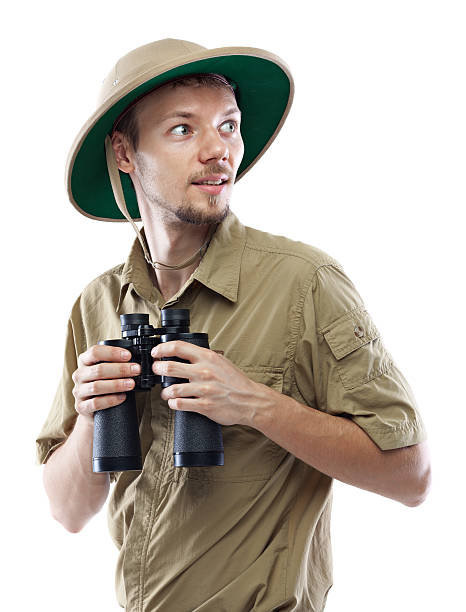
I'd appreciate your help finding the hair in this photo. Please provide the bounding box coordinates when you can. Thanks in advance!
[115,73,237,152]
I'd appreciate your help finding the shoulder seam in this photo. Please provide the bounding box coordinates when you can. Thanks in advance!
[244,234,345,281]
[288,264,343,406]
[81,262,125,292]
[93,262,125,281]
[312,261,345,276]
[244,241,336,268]
[286,267,316,368]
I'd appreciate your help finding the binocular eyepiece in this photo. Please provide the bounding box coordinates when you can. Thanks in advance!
[121,309,190,337]
[92,309,224,473]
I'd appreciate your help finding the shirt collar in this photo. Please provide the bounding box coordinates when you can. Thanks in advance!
[117,211,246,311]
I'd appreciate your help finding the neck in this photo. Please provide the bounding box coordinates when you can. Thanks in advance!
[141,208,214,302]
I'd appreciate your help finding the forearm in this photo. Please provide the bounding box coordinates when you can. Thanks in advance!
[252,384,429,506]
[150,342,430,505]
[43,414,110,532]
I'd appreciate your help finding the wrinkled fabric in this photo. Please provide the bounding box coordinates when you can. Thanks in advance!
[36,211,427,611]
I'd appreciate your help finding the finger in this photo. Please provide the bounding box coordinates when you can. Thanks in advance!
[151,340,210,363]
[77,361,141,384]
[76,377,135,400]
[75,393,128,417]
[152,358,194,379]
[167,397,203,413]
[78,345,132,367]
[160,382,209,401]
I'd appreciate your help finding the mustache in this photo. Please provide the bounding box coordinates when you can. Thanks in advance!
[189,166,233,183]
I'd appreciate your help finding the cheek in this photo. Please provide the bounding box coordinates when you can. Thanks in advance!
[232,138,245,171]
[159,146,193,175]
[138,151,184,187]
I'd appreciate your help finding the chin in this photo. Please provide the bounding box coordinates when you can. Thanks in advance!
[175,199,230,226]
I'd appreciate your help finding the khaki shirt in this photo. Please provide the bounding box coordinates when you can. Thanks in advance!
[36,211,427,612]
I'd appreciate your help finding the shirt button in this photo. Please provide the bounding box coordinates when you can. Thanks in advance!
[354,325,365,338]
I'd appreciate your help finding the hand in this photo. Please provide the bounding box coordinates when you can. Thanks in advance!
[72,345,141,421]
[151,341,271,427]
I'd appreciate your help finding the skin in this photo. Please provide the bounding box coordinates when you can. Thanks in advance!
[72,83,247,425]
[111,83,244,300]
[45,84,431,533]
[152,341,431,507]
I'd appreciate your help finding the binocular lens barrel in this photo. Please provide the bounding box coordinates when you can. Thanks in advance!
[162,332,224,467]
[92,338,142,473]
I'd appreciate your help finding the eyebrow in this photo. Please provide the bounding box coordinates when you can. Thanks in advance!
[159,106,241,123]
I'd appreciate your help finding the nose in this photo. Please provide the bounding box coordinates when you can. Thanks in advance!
[198,127,229,165]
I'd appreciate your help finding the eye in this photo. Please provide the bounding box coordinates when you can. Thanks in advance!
[170,124,190,136]
[220,120,237,133]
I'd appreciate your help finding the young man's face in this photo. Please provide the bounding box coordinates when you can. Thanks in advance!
[121,83,244,226]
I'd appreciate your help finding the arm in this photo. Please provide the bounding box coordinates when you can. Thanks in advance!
[251,384,432,507]
[43,414,110,533]
[151,342,431,507]
[43,344,141,533]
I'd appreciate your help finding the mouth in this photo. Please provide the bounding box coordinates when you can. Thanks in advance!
[191,178,229,195]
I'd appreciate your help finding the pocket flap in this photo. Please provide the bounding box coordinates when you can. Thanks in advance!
[323,307,380,360]
[240,367,284,392]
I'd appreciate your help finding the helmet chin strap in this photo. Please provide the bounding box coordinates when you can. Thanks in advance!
[105,135,213,271]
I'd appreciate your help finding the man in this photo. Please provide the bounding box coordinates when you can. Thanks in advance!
[36,38,431,612]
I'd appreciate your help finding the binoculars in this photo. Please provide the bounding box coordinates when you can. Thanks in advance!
[92,309,224,473]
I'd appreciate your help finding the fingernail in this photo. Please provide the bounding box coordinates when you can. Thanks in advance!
[121,350,131,359]
[131,364,141,373]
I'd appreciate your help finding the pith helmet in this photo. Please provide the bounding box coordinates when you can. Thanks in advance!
[65,38,294,222]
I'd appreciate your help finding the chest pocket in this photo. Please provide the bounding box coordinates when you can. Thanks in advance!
[186,367,287,482]
[322,306,393,390]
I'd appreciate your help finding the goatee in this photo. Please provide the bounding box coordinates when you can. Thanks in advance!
[173,197,230,225]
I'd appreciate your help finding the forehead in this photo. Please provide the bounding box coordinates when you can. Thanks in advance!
[136,84,239,123]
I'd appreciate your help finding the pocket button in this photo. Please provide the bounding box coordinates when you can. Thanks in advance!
[354,325,365,338]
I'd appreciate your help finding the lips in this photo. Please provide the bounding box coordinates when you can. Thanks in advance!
[192,174,229,185]
[191,173,229,195]
[192,182,227,195]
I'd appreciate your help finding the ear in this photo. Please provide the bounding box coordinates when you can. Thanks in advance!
[111,131,135,173]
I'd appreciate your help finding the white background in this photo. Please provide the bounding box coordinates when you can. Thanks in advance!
[2,1,464,610]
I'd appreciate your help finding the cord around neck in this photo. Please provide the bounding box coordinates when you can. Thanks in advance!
[105,134,214,272]
[146,228,214,271]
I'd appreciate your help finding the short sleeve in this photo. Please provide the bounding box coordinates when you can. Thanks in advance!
[35,297,85,465]
[293,264,428,451]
